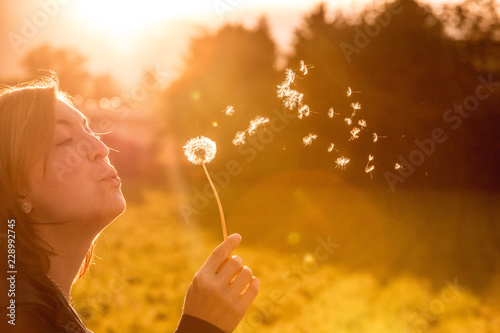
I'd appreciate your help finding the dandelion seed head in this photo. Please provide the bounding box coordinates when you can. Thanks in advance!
[328,107,339,118]
[327,143,338,152]
[395,163,402,170]
[349,127,361,140]
[183,136,217,165]
[373,133,378,142]
[232,131,246,146]
[358,119,367,128]
[247,116,269,136]
[347,87,361,97]
[277,83,290,98]
[368,154,374,161]
[285,68,295,86]
[303,133,317,146]
[365,165,375,173]
[298,104,310,119]
[351,102,362,110]
[300,60,312,75]
[282,89,303,110]
[344,118,353,125]
[335,156,350,169]
[347,87,352,97]
[224,105,234,116]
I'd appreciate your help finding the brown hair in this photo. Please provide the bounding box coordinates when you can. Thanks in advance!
[0,75,94,279]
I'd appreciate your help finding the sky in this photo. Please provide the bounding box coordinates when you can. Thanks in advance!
[0,0,460,89]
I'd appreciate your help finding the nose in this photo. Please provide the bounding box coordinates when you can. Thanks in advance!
[86,133,110,162]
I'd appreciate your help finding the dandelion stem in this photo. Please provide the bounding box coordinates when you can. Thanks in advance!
[202,161,227,240]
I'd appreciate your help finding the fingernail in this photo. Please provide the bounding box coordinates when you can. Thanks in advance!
[230,233,241,241]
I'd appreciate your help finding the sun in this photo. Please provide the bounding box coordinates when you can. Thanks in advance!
[72,0,212,35]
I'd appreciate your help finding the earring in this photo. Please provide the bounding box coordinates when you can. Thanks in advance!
[22,202,32,214]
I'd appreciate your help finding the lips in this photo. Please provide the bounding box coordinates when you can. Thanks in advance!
[100,169,121,185]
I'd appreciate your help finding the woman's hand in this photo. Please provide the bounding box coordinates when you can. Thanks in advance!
[182,234,259,332]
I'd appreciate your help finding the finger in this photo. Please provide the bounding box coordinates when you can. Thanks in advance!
[229,266,253,291]
[240,277,260,304]
[203,234,241,273]
[218,255,244,282]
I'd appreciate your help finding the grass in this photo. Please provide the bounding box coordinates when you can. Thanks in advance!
[72,180,500,332]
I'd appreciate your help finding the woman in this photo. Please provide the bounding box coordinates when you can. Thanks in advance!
[0,76,259,332]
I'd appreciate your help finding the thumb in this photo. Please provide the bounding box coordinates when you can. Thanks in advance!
[203,234,242,273]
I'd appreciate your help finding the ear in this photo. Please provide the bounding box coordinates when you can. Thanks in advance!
[16,188,32,211]
[16,194,33,214]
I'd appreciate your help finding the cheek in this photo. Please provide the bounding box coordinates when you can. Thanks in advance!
[29,157,95,209]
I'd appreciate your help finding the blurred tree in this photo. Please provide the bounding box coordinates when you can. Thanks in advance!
[21,43,122,99]
[162,17,279,143]
[22,44,91,96]
[440,0,500,72]
[286,0,500,290]
[287,0,500,189]
[92,73,122,99]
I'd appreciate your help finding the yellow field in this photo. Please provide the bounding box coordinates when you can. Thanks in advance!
[72,181,500,333]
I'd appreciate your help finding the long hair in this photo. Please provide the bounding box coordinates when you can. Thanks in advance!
[0,75,94,279]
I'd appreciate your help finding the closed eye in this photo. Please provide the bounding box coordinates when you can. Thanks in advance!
[56,138,73,146]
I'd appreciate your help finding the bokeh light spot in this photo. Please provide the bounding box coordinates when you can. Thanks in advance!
[287,232,301,245]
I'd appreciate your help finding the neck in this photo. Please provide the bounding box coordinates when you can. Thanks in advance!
[36,224,95,305]
[46,250,88,304]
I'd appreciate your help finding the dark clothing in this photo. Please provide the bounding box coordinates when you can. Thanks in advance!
[1,271,224,333]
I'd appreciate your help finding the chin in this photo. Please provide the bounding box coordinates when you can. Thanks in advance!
[111,190,127,217]
[99,190,127,227]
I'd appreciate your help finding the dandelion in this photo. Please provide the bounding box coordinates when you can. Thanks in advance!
[395,163,407,171]
[248,116,269,135]
[303,133,317,146]
[349,127,361,141]
[358,119,367,128]
[335,156,350,169]
[373,133,387,142]
[183,136,217,165]
[223,105,234,116]
[232,131,246,146]
[344,118,353,126]
[298,104,310,119]
[328,107,339,118]
[184,136,227,239]
[327,143,339,152]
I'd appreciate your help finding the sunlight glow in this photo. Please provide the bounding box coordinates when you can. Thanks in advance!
[73,0,211,34]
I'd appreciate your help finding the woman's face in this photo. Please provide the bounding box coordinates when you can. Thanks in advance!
[26,99,126,236]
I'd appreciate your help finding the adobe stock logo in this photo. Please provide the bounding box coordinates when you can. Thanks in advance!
[8,0,72,54]
[406,278,466,333]
[237,235,340,333]
[213,0,244,20]
[384,74,500,192]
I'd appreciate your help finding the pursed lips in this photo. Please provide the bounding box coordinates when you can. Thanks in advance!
[100,169,121,184]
